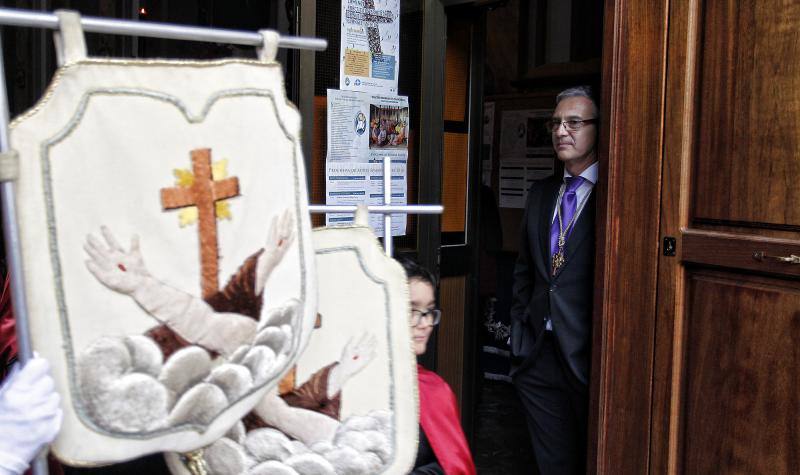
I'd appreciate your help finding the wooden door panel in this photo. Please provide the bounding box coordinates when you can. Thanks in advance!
[694,1,800,227]
[650,0,800,473]
[682,229,800,277]
[438,275,466,407]
[600,0,800,471]
[682,271,800,474]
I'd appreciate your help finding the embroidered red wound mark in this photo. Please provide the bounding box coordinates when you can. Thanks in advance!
[353,355,359,360]
[118,264,127,272]
[278,239,284,247]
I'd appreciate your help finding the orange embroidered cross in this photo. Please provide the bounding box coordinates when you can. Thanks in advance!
[160,148,240,299]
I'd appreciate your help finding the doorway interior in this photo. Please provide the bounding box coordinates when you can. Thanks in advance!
[433,1,604,473]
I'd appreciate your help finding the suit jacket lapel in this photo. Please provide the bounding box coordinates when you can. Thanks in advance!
[537,179,560,276]
[555,191,596,277]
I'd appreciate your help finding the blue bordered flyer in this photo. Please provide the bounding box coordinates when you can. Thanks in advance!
[339,0,400,95]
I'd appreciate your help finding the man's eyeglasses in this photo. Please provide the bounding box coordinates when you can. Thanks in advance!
[410,308,442,327]
[546,118,598,133]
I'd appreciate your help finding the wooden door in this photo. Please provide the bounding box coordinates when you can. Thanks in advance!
[595,0,800,473]
[651,1,800,473]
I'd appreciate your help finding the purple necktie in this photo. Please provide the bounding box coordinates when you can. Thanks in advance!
[550,176,585,258]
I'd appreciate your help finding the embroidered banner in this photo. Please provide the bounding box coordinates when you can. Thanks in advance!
[9,21,317,464]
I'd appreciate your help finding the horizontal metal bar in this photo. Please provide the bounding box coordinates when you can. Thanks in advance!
[0,7,327,51]
[308,205,444,214]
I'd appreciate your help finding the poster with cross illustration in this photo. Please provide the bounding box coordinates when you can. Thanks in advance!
[339,0,400,94]
[8,52,319,464]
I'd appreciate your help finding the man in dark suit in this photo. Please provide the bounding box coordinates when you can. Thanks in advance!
[510,86,599,475]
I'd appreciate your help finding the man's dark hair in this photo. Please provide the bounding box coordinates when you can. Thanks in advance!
[396,256,437,289]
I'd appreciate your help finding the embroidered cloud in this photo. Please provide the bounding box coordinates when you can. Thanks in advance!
[198,411,394,475]
[76,301,298,433]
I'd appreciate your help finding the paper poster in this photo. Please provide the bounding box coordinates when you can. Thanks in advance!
[326,89,408,236]
[340,0,400,94]
[497,108,555,208]
[499,109,553,158]
[326,89,371,163]
[327,89,409,163]
[326,161,407,237]
[482,101,495,186]
[498,158,554,208]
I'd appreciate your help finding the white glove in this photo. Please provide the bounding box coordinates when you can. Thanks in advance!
[0,357,63,475]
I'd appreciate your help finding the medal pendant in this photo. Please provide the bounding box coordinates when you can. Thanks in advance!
[552,251,565,275]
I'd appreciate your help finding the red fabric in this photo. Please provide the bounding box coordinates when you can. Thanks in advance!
[417,365,476,475]
[0,275,18,383]
[0,277,66,475]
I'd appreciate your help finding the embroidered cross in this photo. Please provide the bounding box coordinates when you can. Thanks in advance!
[160,148,240,299]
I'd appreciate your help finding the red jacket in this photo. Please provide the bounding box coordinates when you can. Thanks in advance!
[0,275,17,383]
[417,364,476,475]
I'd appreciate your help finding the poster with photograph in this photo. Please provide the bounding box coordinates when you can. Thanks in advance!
[326,90,409,236]
[499,109,554,158]
[497,108,555,208]
[340,0,400,94]
[327,90,409,163]
[369,102,409,150]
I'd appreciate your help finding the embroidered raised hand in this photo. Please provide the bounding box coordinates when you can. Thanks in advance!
[83,226,257,356]
[84,226,150,295]
[256,209,295,294]
[327,332,378,398]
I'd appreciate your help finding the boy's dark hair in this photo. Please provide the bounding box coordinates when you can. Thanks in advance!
[396,256,437,289]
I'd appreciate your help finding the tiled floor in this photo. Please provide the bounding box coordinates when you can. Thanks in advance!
[473,379,538,474]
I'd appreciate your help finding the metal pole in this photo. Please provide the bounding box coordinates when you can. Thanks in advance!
[0,7,327,51]
[383,156,393,257]
[307,204,443,214]
[0,31,49,475]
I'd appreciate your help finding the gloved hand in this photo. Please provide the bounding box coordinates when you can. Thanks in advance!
[0,357,63,475]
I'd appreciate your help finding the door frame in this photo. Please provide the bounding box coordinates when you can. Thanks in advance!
[418,0,447,284]
[419,0,666,468]
[590,0,669,472]
[418,0,487,439]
